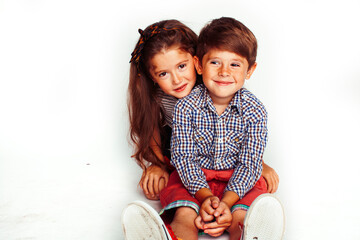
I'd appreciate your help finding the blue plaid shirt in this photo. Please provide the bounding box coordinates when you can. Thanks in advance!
[171,84,267,199]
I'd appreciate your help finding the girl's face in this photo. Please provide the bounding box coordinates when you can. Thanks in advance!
[149,46,196,99]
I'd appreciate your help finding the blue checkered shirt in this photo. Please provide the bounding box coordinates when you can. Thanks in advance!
[171,84,267,199]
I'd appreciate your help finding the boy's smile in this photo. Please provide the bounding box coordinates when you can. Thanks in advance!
[195,49,257,108]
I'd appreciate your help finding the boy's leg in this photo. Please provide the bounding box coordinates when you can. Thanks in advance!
[228,194,285,240]
[158,170,201,239]
[171,206,198,240]
[228,209,246,240]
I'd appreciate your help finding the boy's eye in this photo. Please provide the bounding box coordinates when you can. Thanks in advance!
[210,60,219,65]
[231,63,240,67]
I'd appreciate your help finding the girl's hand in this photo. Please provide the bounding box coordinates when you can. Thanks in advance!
[140,165,169,200]
[262,163,279,193]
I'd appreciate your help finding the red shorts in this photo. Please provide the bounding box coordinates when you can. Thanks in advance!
[159,169,267,215]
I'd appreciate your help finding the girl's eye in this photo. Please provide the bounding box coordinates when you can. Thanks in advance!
[178,63,186,70]
[159,72,167,78]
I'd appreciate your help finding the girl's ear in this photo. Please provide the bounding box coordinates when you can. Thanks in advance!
[246,62,257,80]
[193,56,203,75]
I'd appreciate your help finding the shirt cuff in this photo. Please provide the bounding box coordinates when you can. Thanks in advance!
[188,180,210,196]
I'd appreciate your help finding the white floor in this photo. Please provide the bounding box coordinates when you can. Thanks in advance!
[1,145,357,240]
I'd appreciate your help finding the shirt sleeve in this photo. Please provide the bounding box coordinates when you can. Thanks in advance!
[225,108,267,199]
[171,102,209,196]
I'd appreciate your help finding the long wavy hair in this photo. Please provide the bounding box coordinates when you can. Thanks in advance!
[128,20,198,172]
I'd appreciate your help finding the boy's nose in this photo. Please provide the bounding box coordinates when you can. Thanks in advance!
[219,65,230,77]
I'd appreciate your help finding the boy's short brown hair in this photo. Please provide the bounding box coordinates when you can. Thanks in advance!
[196,17,257,68]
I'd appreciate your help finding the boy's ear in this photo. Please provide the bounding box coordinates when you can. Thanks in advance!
[193,56,203,75]
[246,62,257,80]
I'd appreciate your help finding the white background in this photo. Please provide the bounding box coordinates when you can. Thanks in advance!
[1,0,360,239]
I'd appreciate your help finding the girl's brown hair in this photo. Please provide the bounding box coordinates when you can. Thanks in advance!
[128,20,198,171]
[197,17,257,68]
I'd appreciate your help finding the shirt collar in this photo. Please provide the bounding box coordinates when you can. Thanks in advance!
[229,88,243,112]
[198,84,211,109]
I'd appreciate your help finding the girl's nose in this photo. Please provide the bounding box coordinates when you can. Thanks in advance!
[173,73,182,84]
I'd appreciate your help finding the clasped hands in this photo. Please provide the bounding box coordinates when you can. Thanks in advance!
[195,196,232,238]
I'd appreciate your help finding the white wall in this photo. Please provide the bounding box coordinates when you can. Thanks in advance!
[0,0,359,239]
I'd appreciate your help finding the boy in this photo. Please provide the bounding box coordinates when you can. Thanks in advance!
[122,17,284,240]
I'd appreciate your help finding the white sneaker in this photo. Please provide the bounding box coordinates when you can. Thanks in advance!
[121,201,173,240]
[241,194,285,240]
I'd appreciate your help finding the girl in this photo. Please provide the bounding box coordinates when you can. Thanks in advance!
[128,19,279,201]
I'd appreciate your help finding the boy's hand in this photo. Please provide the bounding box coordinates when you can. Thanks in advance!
[198,196,220,223]
[140,165,169,200]
[195,201,232,237]
[262,163,279,193]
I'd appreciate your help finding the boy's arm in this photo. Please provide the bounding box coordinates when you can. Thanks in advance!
[220,190,239,208]
[195,188,214,203]
[171,102,209,196]
[226,112,267,200]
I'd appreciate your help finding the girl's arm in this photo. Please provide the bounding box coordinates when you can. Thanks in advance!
[140,127,169,200]
[140,165,169,200]
[261,161,279,193]
[149,126,164,162]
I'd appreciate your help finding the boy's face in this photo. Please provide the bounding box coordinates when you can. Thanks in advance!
[195,49,257,105]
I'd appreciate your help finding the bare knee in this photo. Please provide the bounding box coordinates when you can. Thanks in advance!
[171,207,198,239]
[174,207,197,219]
[173,207,197,224]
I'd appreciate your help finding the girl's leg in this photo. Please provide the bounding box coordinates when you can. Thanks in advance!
[227,209,246,240]
[170,207,198,240]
